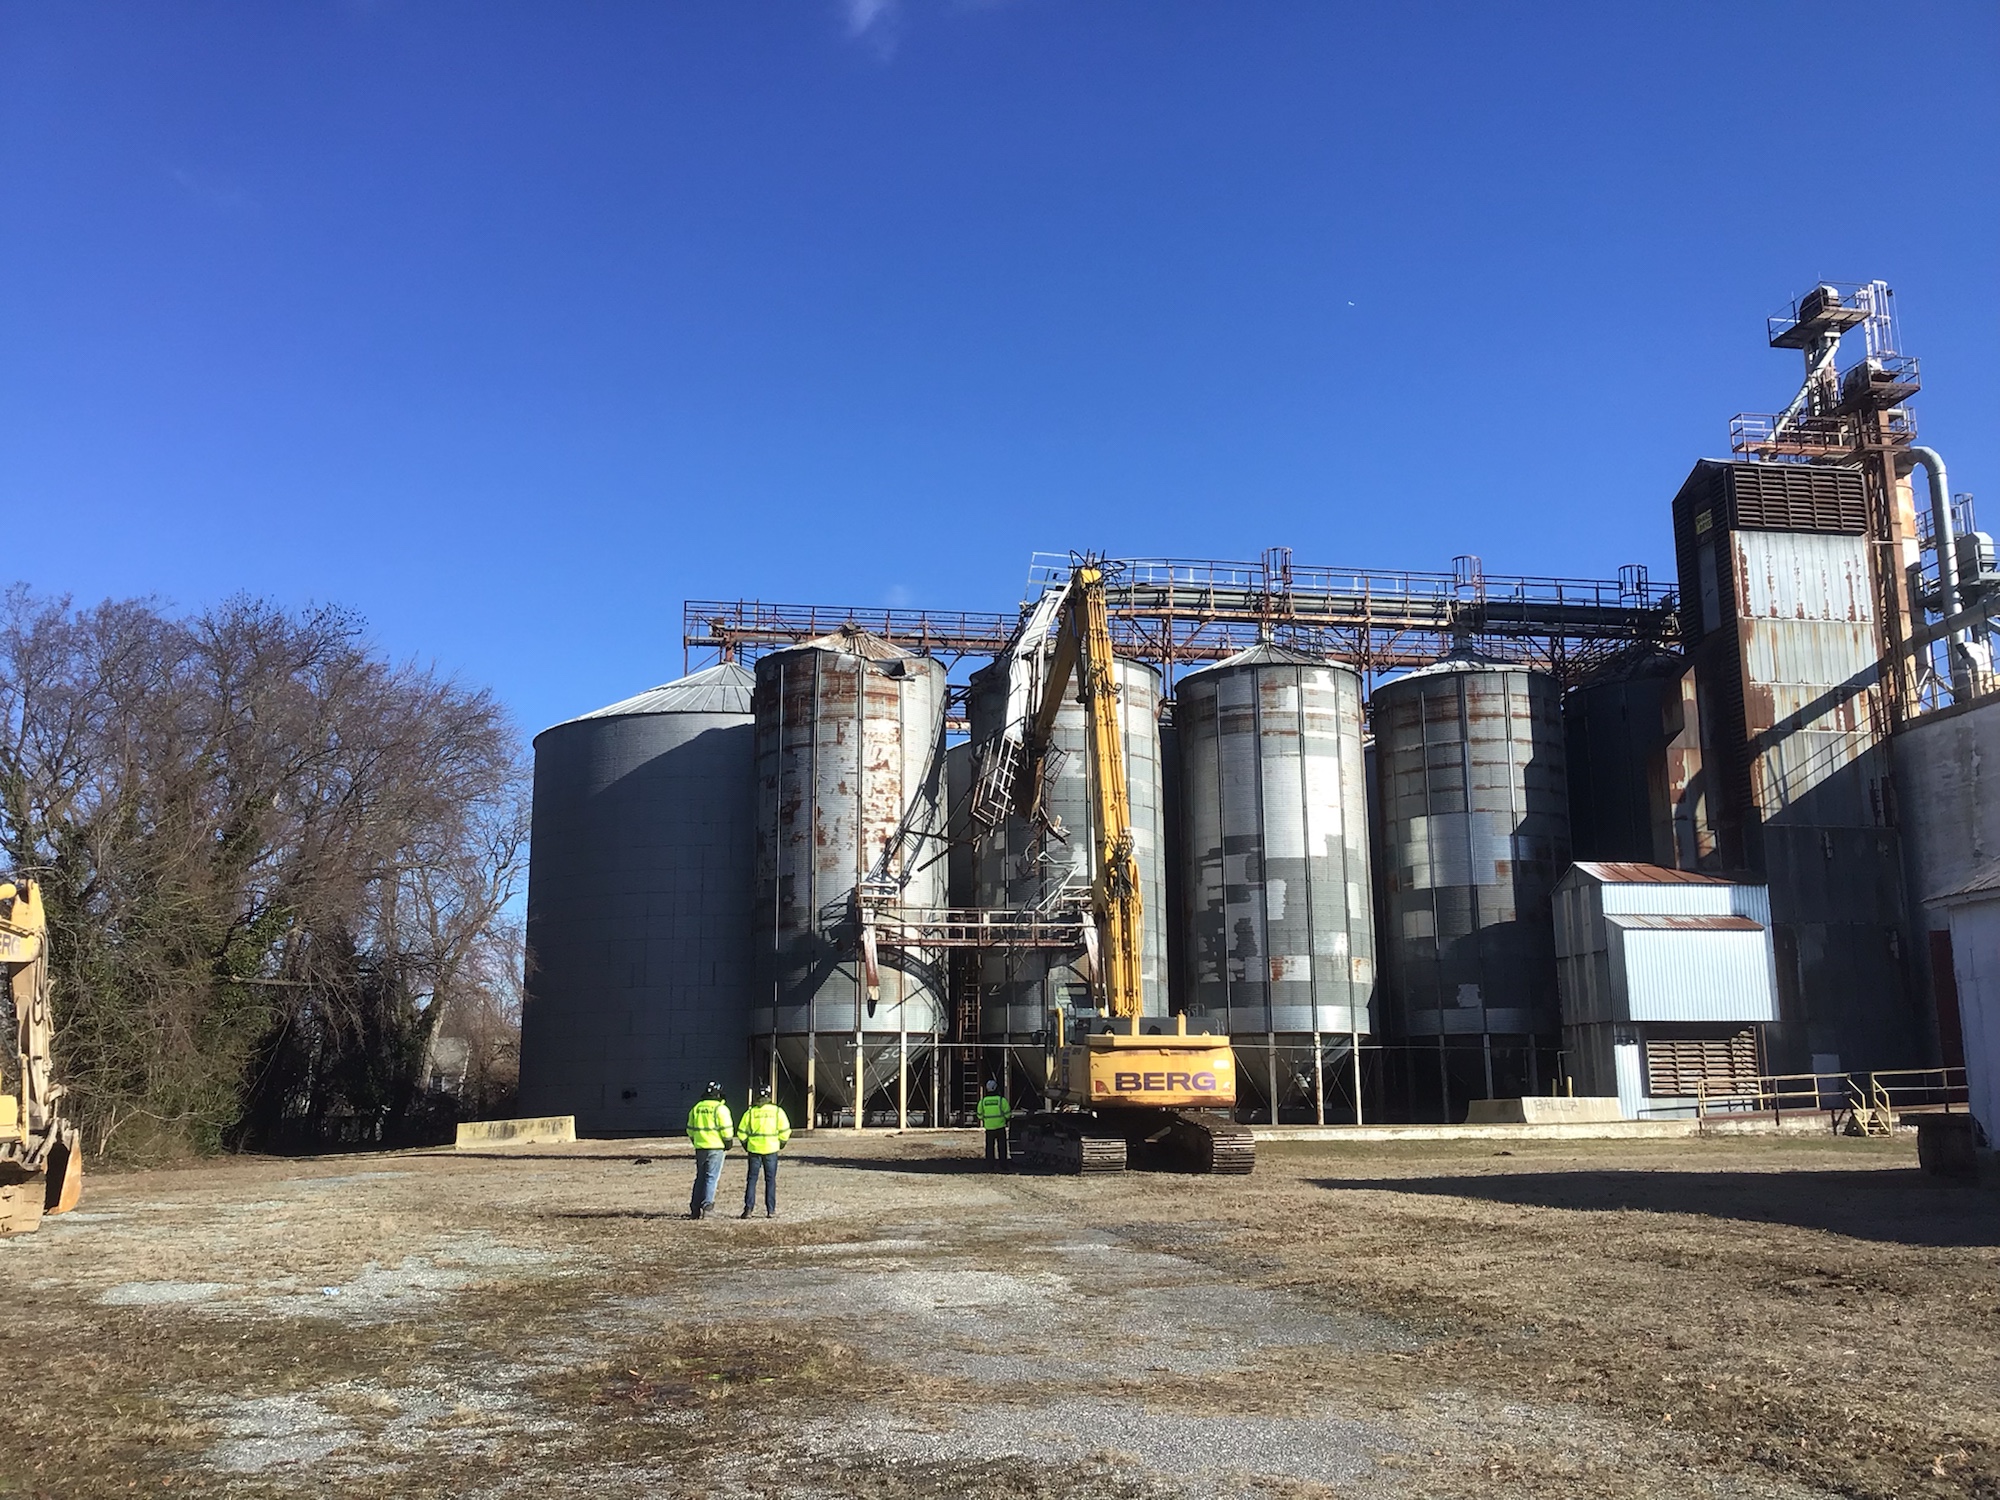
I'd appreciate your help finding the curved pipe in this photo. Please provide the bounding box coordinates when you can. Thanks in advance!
[1907,445,1971,697]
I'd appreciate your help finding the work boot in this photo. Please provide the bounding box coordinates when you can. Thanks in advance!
[687,1209,701,1221]
[766,1209,776,1218]
[739,1207,753,1220]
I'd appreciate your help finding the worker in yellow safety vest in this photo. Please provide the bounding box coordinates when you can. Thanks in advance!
[736,1084,792,1219]
[977,1079,1012,1169]
[686,1082,733,1220]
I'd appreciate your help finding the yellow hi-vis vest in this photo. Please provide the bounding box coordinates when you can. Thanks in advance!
[977,1093,1011,1130]
[687,1098,733,1150]
[737,1101,792,1155]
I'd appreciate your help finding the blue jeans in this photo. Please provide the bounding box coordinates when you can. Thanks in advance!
[743,1151,779,1214]
[690,1148,725,1215]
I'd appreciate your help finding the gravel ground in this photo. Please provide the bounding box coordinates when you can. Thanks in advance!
[0,1129,1992,1498]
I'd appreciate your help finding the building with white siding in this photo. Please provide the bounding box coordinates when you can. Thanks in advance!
[1553,862,1780,1118]
[1934,864,2000,1156]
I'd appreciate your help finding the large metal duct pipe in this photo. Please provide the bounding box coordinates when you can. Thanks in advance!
[1907,445,1972,699]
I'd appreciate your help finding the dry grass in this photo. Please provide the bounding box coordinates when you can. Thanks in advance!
[0,1131,1992,1498]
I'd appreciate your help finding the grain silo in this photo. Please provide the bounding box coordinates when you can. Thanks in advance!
[1177,644,1375,1121]
[750,628,948,1124]
[966,646,1167,1083]
[1371,656,1570,1116]
[517,663,757,1133]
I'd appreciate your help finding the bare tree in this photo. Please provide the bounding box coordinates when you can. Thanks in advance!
[0,587,529,1156]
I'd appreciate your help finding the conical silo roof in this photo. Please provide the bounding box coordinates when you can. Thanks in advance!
[1181,641,1332,681]
[545,661,755,733]
[1379,650,1531,686]
[789,625,913,661]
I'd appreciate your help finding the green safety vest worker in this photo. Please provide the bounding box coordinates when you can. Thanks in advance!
[687,1096,734,1150]
[737,1099,792,1155]
[977,1091,1012,1130]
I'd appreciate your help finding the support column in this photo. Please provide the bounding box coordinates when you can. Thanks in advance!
[805,1035,818,1130]
[1312,1030,1325,1126]
[897,1029,909,1131]
[852,1030,864,1132]
[1352,1024,1363,1125]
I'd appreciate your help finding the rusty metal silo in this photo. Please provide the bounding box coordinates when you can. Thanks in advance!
[1371,656,1570,1114]
[1177,644,1375,1121]
[750,628,948,1125]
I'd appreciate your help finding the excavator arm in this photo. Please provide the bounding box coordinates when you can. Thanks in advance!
[1017,560,1144,1020]
[0,879,81,1234]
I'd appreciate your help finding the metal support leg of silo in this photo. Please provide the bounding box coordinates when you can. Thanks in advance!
[853,1031,864,1131]
[806,1034,817,1129]
[897,1029,908,1130]
[1313,1032,1325,1125]
[1352,1028,1363,1125]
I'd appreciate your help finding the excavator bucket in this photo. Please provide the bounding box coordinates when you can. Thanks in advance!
[44,1128,81,1216]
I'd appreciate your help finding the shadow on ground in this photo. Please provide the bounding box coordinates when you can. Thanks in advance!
[1309,1169,2000,1248]
[793,1151,1007,1177]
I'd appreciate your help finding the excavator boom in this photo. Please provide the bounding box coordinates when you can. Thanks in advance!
[1020,562,1145,1018]
[1005,558,1253,1176]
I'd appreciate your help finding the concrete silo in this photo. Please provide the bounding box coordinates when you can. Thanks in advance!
[1371,656,1570,1116]
[1177,644,1375,1122]
[750,628,948,1125]
[517,663,757,1134]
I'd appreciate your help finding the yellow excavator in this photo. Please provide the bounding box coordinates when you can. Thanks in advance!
[0,879,82,1235]
[1005,558,1254,1175]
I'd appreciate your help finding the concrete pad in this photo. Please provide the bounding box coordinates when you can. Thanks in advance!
[1464,1096,1624,1125]
[453,1116,576,1148]
[1253,1120,1700,1143]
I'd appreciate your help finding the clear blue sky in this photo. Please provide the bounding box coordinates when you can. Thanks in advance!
[6,2,1996,737]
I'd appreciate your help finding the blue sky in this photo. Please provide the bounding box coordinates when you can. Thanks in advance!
[6,1,1996,737]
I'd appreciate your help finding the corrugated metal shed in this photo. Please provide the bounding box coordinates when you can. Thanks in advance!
[1554,863,1778,1027]
[1936,863,2000,1149]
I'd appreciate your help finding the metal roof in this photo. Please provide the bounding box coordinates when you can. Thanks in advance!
[1180,641,1334,679]
[1609,913,1764,932]
[1568,861,1751,887]
[1934,860,2000,906]
[1378,650,1541,685]
[783,625,915,661]
[549,662,755,730]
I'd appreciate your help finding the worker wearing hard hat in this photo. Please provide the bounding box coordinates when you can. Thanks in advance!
[686,1082,733,1220]
[976,1080,1012,1169]
[736,1084,792,1219]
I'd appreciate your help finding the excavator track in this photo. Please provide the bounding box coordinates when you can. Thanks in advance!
[1131,1109,1256,1175]
[1016,1113,1128,1175]
[1018,1109,1256,1176]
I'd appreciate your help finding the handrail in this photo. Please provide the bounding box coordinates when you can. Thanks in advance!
[1694,1067,1967,1129]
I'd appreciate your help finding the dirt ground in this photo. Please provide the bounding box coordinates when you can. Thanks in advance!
[0,1129,1994,1499]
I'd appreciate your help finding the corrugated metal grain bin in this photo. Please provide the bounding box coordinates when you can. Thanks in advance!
[966,648,1166,1063]
[1553,862,1778,1119]
[750,629,948,1116]
[1371,657,1570,1057]
[517,664,757,1133]
[1177,643,1374,1118]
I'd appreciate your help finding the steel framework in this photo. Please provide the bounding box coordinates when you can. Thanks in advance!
[685,546,1677,693]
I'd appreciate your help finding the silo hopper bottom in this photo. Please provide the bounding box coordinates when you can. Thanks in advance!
[773,1033,938,1123]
